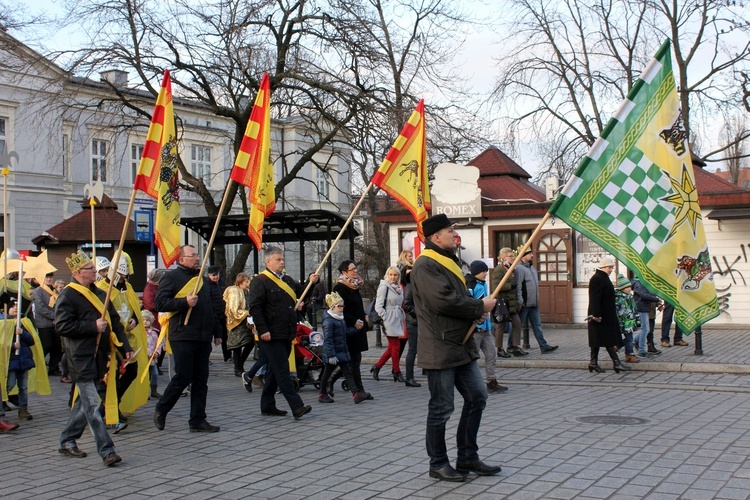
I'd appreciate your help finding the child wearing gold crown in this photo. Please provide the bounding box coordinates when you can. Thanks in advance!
[318,292,370,404]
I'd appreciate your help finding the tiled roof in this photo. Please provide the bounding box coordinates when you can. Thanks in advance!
[468,146,532,178]
[33,205,134,245]
[694,165,749,195]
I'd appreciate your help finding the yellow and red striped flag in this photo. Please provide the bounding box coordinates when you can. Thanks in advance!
[372,99,430,240]
[230,72,274,249]
[134,70,181,267]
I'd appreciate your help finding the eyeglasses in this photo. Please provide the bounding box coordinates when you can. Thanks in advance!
[346,267,357,272]
[183,254,199,258]
[334,304,344,309]
[80,266,96,271]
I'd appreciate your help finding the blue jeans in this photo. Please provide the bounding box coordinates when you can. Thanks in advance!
[623,329,634,355]
[637,312,650,355]
[59,380,115,458]
[519,306,549,349]
[149,364,159,390]
[661,304,683,342]
[425,360,488,468]
[7,369,28,408]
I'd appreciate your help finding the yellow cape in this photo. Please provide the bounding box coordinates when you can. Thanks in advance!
[0,317,51,400]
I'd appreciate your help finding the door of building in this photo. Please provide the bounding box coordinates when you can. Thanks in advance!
[536,229,573,323]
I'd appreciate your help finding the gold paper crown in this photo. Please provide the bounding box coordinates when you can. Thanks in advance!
[66,251,92,273]
[325,292,343,309]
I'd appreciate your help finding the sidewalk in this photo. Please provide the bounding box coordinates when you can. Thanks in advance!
[362,324,750,374]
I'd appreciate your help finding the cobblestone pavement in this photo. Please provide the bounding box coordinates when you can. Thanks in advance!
[2,325,750,499]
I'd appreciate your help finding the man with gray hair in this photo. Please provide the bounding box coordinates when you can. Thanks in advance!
[247,247,318,420]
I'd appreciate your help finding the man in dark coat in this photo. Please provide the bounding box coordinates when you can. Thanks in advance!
[206,265,230,363]
[587,256,629,373]
[56,251,132,466]
[492,247,528,357]
[153,245,222,432]
[247,246,317,420]
[411,214,500,482]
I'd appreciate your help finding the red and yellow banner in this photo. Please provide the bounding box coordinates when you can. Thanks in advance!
[134,70,181,267]
[230,72,275,249]
[372,100,431,241]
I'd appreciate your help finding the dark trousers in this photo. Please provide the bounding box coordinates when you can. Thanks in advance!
[38,326,62,374]
[232,342,253,373]
[220,324,230,362]
[661,304,684,342]
[405,322,418,380]
[259,339,303,413]
[155,340,211,427]
[320,361,357,396]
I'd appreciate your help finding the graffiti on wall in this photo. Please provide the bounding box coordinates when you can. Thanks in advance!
[711,243,749,318]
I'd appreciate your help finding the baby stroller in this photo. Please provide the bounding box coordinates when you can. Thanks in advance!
[290,323,325,391]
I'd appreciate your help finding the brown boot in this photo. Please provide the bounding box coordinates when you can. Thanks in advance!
[625,354,640,363]
[486,379,509,393]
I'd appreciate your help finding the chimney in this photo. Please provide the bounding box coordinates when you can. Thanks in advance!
[100,70,128,88]
[545,177,559,200]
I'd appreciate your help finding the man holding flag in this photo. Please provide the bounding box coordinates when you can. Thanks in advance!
[411,214,500,482]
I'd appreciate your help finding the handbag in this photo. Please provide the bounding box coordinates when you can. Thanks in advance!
[365,287,389,325]
[492,298,511,323]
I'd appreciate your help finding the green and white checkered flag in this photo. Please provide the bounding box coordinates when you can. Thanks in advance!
[549,39,719,333]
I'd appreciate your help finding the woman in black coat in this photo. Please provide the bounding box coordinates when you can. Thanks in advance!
[588,257,629,373]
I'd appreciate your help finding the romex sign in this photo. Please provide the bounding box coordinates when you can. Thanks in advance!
[430,162,483,219]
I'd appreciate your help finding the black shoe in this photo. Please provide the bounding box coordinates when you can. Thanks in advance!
[496,348,511,358]
[393,371,406,383]
[7,394,19,407]
[190,421,220,432]
[429,463,468,482]
[370,366,380,381]
[647,343,662,355]
[154,411,166,431]
[261,408,288,416]
[405,378,421,387]
[242,372,253,393]
[234,370,243,377]
[59,446,87,458]
[541,345,559,353]
[292,405,312,420]
[103,452,122,466]
[366,393,374,400]
[510,347,529,357]
[455,459,502,476]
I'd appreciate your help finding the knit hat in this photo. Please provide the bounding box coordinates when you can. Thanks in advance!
[66,251,93,273]
[207,265,221,275]
[470,260,488,276]
[325,292,343,309]
[421,214,454,238]
[616,274,632,290]
[598,256,615,268]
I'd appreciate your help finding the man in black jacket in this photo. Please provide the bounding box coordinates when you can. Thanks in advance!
[56,251,132,467]
[153,245,222,432]
[206,265,230,363]
[247,246,318,420]
[411,214,500,482]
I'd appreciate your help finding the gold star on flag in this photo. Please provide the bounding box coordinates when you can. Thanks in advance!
[663,163,701,239]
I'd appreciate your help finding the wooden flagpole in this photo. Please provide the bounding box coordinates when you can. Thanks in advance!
[295,182,375,307]
[183,178,239,324]
[462,212,552,344]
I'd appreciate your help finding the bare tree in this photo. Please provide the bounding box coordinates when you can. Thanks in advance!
[721,114,747,185]
[493,0,750,181]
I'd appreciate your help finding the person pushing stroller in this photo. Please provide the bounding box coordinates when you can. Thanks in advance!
[318,292,370,404]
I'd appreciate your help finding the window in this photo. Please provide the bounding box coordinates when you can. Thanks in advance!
[91,139,108,182]
[0,117,6,155]
[62,133,69,177]
[191,144,211,186]
[316,166,330,200]
[131,143,144,183]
